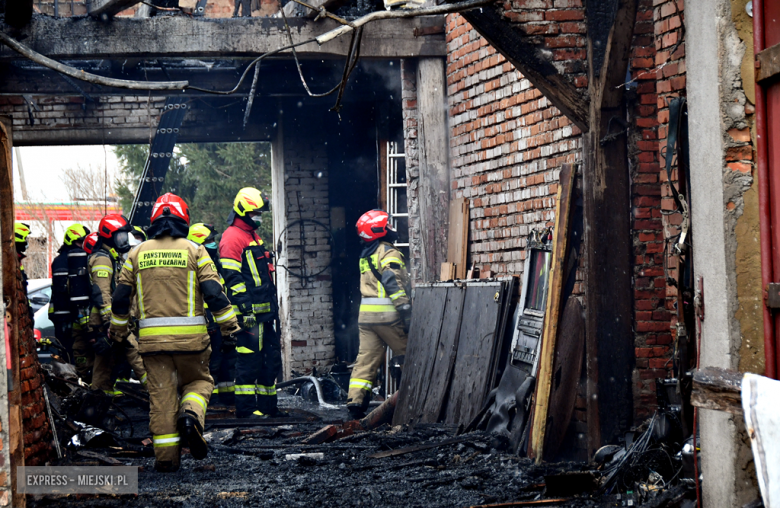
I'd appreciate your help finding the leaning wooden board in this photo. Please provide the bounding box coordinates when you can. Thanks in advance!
[420,286,466,423]
[530,163,576,462]
[543,296,585,459]
[392,286,447,426]
[443,282,506,426]
[447,197,470,279]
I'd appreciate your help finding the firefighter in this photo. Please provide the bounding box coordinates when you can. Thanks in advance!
[110,193,240,472]
[15,222,34,322]
[14,222,31,285]
[49,224,91,364]
[112,225,148,385]
[188,223,236,408]
[347,210,412,419]
[219,187,282,419]
[87,215,147,395]
[131,226,147,243]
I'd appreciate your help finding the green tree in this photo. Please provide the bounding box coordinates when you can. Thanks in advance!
[114,143,273,241]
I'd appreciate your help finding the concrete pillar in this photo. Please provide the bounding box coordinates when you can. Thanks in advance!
[686,0,760,505]
[271,117,292,379]
[414,57,450,283]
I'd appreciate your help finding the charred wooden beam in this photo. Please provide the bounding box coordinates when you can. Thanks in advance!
[583,0,637,453]
[461,7,589,132]
[0,15,446,61]
[691,367,743,415]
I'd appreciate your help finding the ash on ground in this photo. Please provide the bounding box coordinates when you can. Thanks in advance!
[27,393,607,508]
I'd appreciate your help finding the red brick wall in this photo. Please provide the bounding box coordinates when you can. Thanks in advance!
[15,272,54,465]
[446,13,582,279]
[629,0,685,421]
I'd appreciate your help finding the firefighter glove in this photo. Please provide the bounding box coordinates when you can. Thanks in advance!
[92,334,113,356]
[397,303,412,334]
[221,332,238,352]
[242,313,257,331]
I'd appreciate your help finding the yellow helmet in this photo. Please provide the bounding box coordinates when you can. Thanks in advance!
[132,225,147,242]
[187,223,216,245]
[63,223,90,246]
[14,222,31,244]
[233,187,266,217]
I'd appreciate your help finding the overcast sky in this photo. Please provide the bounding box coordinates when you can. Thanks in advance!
[12,145,121,203]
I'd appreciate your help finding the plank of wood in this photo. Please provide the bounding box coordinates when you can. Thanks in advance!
[87,0,141,18]
[440,262,456,281]
[583,0,637,451]
[757,42,780,83]
[393,287,447,426]
[543,296,585,459]
[691,367,743,415]
[416,58,451,283]
[486,278,516,397]
[530,163,576,462]
[0,15,446,61]
[421,286,466,423]
[368,435,474,459]
[443,283,505,426]
[461,8,588,132]
[447,197,470,279]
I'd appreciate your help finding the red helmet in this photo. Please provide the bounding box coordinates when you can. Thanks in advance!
[83,232,100,254]
[98,214,131,239]
[356,210,394,242]
[151,193,190,225]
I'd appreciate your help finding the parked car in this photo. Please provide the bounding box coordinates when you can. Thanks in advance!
[33,303,56,364]
[26,278,51,314]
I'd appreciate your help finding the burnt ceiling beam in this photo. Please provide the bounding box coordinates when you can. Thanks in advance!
[0,60,344,96]
[582,0,637,455]
[461,6,589,132]
[0,15,446,61]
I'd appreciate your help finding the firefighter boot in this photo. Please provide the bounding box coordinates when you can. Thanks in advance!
[178,412,208,460]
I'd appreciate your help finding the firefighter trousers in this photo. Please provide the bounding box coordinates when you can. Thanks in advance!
[347,321,407,410]
[144,348,213,467]
[208,330,236,407]
[72,326,94,383]
[235,322,281,417]
[92,335,147,395]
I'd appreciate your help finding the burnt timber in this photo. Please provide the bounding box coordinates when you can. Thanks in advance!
[0,15,446,61]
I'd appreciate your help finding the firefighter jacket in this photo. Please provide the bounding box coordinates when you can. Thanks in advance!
[88,248,119,330]
[109,235,241,355]
[358,241,411,325]
[50,246,74,325]
[50,245,91,327]
[203,246,224,331]
[219,219,278,323]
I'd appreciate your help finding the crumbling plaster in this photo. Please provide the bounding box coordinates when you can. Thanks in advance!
[686,0,760,505]
[729,0,764,375]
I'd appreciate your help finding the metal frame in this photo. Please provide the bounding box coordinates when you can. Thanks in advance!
[385,141,408,248]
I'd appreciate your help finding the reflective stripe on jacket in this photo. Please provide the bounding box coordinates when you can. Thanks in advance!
[219,220,278,322]
[88,249,117,328]
[358,242,410,324]
[109,236,240,355]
